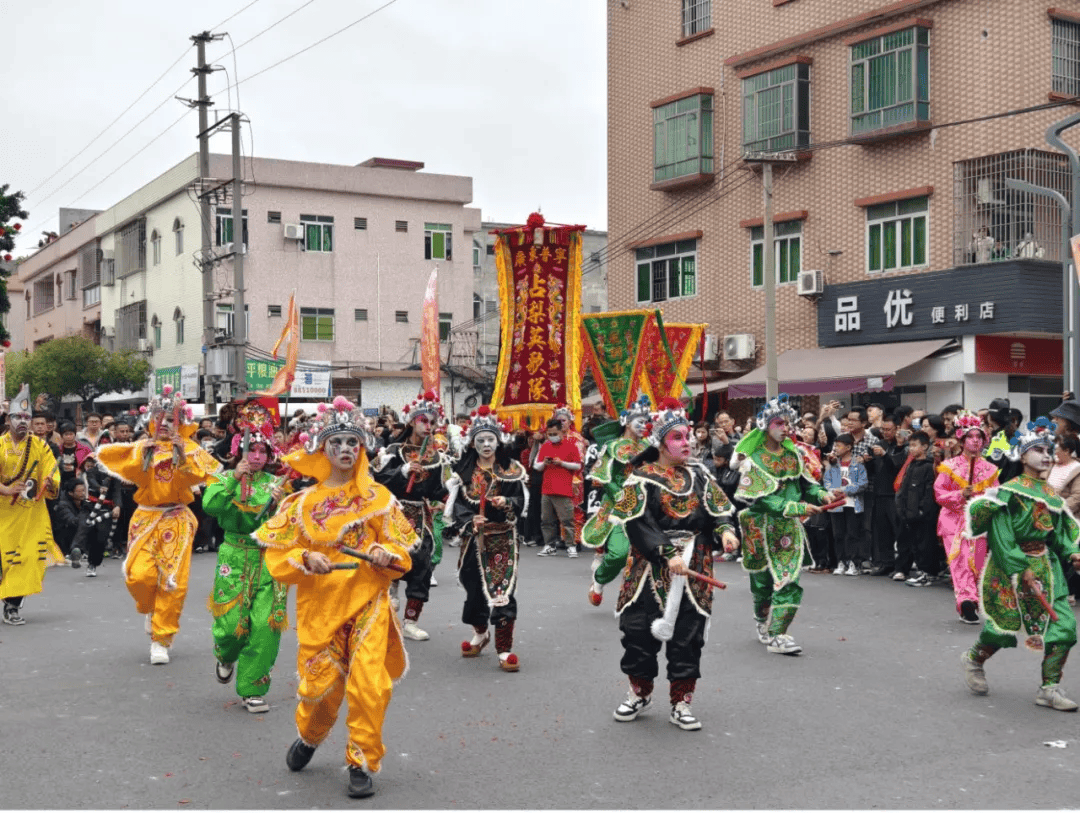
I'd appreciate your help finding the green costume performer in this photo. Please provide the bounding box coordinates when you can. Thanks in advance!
[735,395,833,656]
[203,413,288,714]
[583,396,651,606]
[962,420,1080,711]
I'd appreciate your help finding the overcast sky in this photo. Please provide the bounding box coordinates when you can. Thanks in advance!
[9,0,607,254]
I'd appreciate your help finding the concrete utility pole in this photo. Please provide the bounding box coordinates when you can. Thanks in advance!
[762,162,778,401]
[1044,111,1080,394]
[231,113,247,398]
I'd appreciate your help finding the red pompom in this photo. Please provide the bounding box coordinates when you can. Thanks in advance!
[423,390,437,401]
[526,212,545,229]
[2,255,10,262]
[461,641,472,653]
[476,405,491,416]
[12,223,20,231]
[402,405,410,413]
[658,397,682,411]
[1,340,10,348]
[505,653,518,665]
[644,422,653,435]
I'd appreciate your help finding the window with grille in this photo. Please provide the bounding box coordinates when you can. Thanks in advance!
[355,308,368,321]
[439,312,453,341]
[33,278,54,314]
[77,244,99,289]
[152,315,161,349]
[300,307,335,341]
[151,230,161,266]
[742,63,810,154]
[1054,19,1080,97]
[116,301,147,350]
[268,305,282,318]
[396,220,408,232]
[83,285,100,308]
[953,150,1070,266]
[267,211,282,224]
[66,270,77,300]
[850,26,930,136]
[635,239,697,304]
[354,217,368,230]
[395,310,409,323]
[117,218,147,278]
[175,314,184,345]
[424,223,453,260]
[300,215,334,253]
[681,0,711,37]
[750,222,802,287]
[866,197,928,273]
[473,246,480,268]
[173,218,184,255]
[215,208,249,249]
[653,94,714,184]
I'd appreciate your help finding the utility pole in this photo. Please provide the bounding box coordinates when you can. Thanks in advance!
[1045,111,1080,394]
[762,162,778,401]
[231,113,247,398]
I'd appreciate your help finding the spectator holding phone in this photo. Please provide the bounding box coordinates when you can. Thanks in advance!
[534,419,583,558]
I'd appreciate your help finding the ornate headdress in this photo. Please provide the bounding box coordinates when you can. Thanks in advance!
[466,404,509,445]
[953,409,986,440]
[552,403,574,426]
[1008,417,1056,460]
[300,395,375,455]
[619,394,652,427]
[140,384,194,435]
[755,393,798,431]
[647,397,689,448]
[402,390,445,426]
[229,400,281,458]
[9,383,31,417]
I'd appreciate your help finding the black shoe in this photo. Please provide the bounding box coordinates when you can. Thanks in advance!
[347,766,375,798]
[285,738,316,771]
[69,546,82,569]
[960,600,980,624]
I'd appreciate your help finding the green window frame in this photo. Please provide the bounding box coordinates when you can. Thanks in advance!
[750,221,802,287]
[634,239,698,304]
[439,311,453,341]
[300,215,334,253]
[300,307,335,342]
[742,63,810,154]
[850,26,930,136]
[866,196,928,273]
[215,208,248,248]
[424,223,453,260]
[653,94,714,183]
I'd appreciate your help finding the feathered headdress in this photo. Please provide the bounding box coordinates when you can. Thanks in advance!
[647,397,689,448]
[300,395,375,455]
[1008,417,1056,460]
[139,384,194,436]
[755,393,799,431]
[402,389,445,426]
[229,400,281,459]
[465,404,510,445]
[953,409,986,440]
[619,394,652,427]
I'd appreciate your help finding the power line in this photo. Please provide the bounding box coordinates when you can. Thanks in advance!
[225,0,318,52]
[211,0,266,30]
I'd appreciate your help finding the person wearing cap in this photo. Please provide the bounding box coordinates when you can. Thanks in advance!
[963,419,1080,712]
[1051,399,1080,440]
[96,386,220,665]
[372,390,451,641]
[444,405,528,672]
[0,384,62,626]
[581,394,651,606]
[607,397,738,731]
[254,396,417,799]
[735,395,840,656]
[985,398,1021,482]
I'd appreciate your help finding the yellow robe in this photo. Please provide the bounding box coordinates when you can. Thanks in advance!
[97,437,219,645]
[256,465,416,773]
[0,434,61,601]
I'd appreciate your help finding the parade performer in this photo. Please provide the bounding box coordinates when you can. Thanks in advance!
[373,390,451,641]
[96,386,219,664]
[444,405,528,671]
[962,420,1080,711]
[255,396,417,799]
[935,410,999,624]
[0,384,62,626]
[607,397,738,731]
[582,394,651,606]
[203,401,288,713]
[735,394,838,656]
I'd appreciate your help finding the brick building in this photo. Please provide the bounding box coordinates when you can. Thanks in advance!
[608,0,1080,420]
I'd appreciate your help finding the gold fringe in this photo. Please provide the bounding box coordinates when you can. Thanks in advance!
[207,593,243,618]
[269,615,289,633]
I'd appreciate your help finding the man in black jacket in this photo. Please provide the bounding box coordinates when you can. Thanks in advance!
[893,432,940,584]
[54,479,91,569]
[865,415,908,575]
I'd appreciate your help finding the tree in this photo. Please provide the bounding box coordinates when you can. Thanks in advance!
[0,184,29,346]
[6,335,151,406]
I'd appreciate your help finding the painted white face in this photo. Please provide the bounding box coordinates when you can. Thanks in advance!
[768,418,787,442]
[411,414,431,440]
[9,412,30,440]
[1023,444,1053,473]
[473,431,499,460]
[662,425,692,464]
[324,433,361,472]
[628,416,648,440]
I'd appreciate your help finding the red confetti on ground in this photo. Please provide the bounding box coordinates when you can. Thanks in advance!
[165,773,173,777]
[838,637,847,641]
[178,801,190,805]
[233,752,242,758]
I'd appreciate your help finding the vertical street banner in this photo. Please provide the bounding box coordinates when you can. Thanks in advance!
[255,293,299,397]
[490,215,585,429]
[638,312,705,404]
[420,269,441,394]
[580,309,652,417]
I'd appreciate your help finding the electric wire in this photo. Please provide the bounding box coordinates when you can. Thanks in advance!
[211,0,266,30]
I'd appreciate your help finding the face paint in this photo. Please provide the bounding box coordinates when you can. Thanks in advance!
[325,433,361,472]
[768,418,787,442]
[963,431,984,454]
[411,414,431,439]
[628,416,648,440]
[1023,444,1053,473]
[474,431,498,460]
[155,417,174,439]
[662,425,692,464]
[246,444,268,471]
[9,412,30,440]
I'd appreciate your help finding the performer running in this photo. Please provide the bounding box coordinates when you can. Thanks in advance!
[935,410,999,624]
[255,396,417,799]
[0,384,62,626]
[734,394,838,655]
[203,401,287,713]
[444,405,528,671]
[96,386,219,665]
[373,390,451,641]
[607,397,738,730]
[963,419,1080,711]
[582,394,651,606]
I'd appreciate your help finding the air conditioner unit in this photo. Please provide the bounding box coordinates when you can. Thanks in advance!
[102,326,115,338]
[977,178,1005,206]
[283,224,304,240]
[796,269,824,297]
[138,338,151,352]
[701,334,721,362]
[723,333,756,361]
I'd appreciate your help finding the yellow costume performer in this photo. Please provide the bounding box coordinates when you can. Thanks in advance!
[96,386,219,663]
[0,384,62,626]
[255,395,417,800]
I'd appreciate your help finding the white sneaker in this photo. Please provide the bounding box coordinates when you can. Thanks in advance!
[891,571,907,581]
[1036,683,1078,712]
[402,621,430,641]
[844,562,859,576]
[149,642,170,665]
[767,634,803,655]
[537,546,558,557]
[613,690,652,722]
[567,545,579,558]
[832,563,846,575]
[669,701,702,731]
[756,622,770,645]
[429,574,438,587]
[86,566,97,577]
[242,696,270,714]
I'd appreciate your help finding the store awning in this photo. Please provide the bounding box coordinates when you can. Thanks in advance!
[725,339,953,399]
[94,389,149,405]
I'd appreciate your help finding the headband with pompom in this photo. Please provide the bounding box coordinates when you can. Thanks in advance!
[403,389,444,425]
[466,404,509,445]
[303,396,375,454]
[647,397,689,448]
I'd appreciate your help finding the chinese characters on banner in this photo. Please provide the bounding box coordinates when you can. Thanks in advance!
[490,216,585,429]
[580,310,652,417]
[420,269,441,394]
[637,315,705,404]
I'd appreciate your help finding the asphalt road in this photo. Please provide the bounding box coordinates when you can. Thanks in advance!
[3,549,1079,809]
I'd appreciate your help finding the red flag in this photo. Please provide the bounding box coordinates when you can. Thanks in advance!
[421,269,440,394]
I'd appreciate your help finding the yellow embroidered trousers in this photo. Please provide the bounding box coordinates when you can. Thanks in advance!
[295,599,396,773]
[124,505,196,647]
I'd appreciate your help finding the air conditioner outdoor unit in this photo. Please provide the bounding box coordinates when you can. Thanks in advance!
[701,334,721,362]
[723,333,756,361]
[138,338,151,352]
[796,269,824,297]
[283,224,304,240]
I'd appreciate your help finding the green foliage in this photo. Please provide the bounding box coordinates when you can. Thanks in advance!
[6,336,151,404]
[0,184,29,346]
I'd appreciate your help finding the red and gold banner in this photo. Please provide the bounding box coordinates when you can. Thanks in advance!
[490,217,585,429]
[581,309,652,417]
[639,313,705,404]
[420,269,441,394]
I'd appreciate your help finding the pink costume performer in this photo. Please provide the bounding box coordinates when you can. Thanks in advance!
[934,410,999,623]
